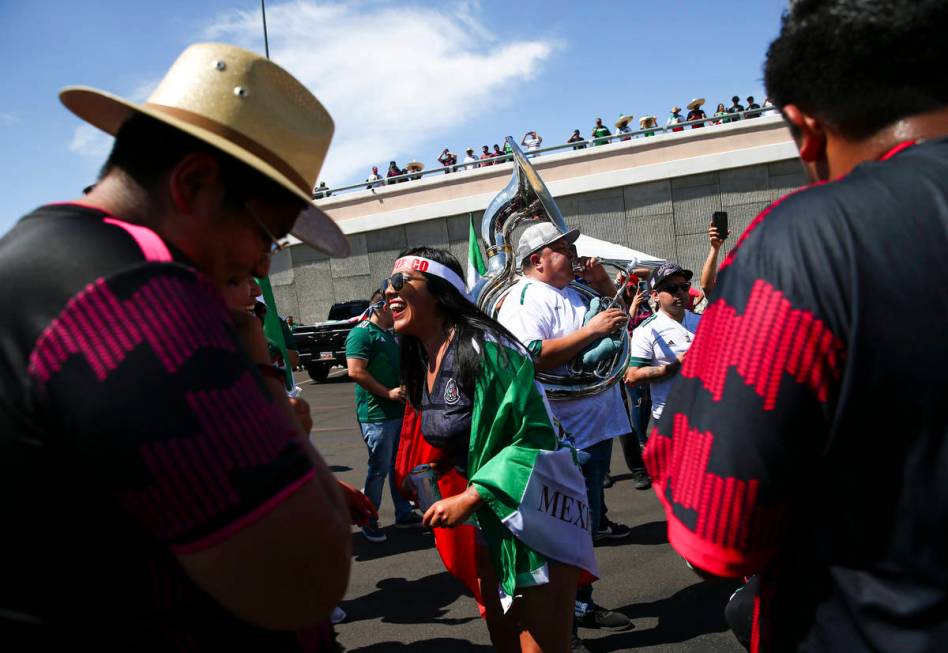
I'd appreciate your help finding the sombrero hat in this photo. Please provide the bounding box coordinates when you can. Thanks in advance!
[639,115,656,126]
[405,161,424,172]
[615,114,633,129]
[59,42,349,257]
[687,97,705,111]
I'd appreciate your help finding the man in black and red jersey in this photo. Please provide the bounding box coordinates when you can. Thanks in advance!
[0,43,373,650]
[644,1,948,651]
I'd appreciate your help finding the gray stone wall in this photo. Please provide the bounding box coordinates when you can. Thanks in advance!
[273,159,807,324]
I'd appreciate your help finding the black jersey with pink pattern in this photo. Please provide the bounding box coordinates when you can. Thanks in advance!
[0,204,321,650]
[647,139,948,653]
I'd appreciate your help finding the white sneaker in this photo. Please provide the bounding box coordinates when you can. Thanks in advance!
[330,606,347,624]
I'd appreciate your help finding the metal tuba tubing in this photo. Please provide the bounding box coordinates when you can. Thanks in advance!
[473,137,631,399]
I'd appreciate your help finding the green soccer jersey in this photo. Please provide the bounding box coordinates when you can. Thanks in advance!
[344,320,403,422]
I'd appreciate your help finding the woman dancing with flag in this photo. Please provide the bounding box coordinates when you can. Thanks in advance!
[385,247,597,653]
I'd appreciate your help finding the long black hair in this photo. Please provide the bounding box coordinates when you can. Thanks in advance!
[396,246,522,407]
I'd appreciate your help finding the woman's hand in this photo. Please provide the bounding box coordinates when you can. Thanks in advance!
[288,397,313,434]
[338,481,378,526]
[422,485,483,529]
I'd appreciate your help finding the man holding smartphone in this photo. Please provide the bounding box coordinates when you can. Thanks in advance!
[699,211,728,300]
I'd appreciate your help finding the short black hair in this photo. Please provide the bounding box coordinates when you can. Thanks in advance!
[732,96,740,103]
[764,0,948,140]
[102,113,299,205]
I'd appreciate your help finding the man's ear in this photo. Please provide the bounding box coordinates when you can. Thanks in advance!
[782,104,827,163]
[529,252,542,271]
[167,151,221,214]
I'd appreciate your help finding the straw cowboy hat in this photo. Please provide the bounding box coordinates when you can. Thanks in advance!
[58,42,349,257]
[671,106,682,114]
[405,161,424,172]
[687,97,706,111]
[614,114,633,130]
[639,115,656,127]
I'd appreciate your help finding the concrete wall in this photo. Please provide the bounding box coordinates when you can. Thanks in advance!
[273,157,807,324]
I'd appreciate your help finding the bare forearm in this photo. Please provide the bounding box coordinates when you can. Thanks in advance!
[535,327,598,370]
[347,367,394,399]
[627,361,680,384]
[701,247,722,295]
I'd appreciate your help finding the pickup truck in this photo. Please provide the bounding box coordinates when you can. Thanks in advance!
[292,300,370,383]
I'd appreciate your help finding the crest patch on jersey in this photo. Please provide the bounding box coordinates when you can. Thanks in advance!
[444,378,460,405]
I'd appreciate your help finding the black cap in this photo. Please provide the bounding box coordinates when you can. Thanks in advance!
[649,262,694,290]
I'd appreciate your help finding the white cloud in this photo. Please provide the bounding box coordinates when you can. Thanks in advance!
[67,77,157,158]
[69,123,113,157]
[204,0,556,186]
[0,112,20,126]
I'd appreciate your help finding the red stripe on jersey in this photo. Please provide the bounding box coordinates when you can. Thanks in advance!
[682,279,844,409]
[644,415,784,577]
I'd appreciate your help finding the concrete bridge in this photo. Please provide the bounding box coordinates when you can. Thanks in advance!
[270,115,806,324]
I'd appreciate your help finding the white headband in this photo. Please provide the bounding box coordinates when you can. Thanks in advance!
[392,256,470,300]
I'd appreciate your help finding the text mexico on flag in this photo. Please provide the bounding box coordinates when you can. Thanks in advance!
[492,447,599,577]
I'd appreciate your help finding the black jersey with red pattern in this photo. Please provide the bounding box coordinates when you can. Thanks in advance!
[0,204,321,650]
[646,139,948,652]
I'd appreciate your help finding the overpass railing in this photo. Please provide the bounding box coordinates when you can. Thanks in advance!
[314,107,777,198]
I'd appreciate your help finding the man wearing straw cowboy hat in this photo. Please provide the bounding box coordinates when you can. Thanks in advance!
[639,115,658,137]
[0,43,369,649]
[615,113,634,141]
[686,98,707,129]
[406,160,424,180]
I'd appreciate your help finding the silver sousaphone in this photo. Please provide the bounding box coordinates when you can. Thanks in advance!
[472,137,635,398]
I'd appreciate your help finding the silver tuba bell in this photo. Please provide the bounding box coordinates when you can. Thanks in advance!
[471,137,632,398]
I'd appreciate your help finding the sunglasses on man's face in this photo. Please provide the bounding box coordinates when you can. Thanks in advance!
[244,201,292,256]
[657,281,691,294]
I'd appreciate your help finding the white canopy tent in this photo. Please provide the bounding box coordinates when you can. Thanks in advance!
[573,234,665,270]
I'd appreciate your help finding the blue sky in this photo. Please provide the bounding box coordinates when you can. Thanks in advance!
[0,0,787,236]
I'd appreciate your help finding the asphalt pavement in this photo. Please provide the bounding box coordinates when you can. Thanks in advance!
[299,368,744,653]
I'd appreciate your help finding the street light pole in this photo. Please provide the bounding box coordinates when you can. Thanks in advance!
[260,0,270,59]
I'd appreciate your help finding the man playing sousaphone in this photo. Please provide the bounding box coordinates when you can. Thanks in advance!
[496,223,636,646]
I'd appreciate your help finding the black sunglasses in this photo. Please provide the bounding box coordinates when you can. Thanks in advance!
[382,272,421,292]
[657,281,691,294]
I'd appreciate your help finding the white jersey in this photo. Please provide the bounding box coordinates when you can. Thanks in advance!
[629,309,701,420]
[496,277,632,450]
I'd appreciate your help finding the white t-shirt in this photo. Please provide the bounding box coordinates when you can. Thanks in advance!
[462,154,478,170]
[629,309,701,420]
[523,135,541,151]
[496,277,632,450]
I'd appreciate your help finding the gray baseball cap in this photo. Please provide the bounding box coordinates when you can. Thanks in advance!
[516,222,580,266]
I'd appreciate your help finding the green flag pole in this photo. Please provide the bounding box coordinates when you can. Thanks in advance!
[256,276,294,391]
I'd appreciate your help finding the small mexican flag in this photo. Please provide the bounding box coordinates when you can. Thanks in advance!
[257,275,294,391]
[466,215,486,290]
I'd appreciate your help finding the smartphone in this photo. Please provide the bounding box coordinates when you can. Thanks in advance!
[712,211,729,239]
